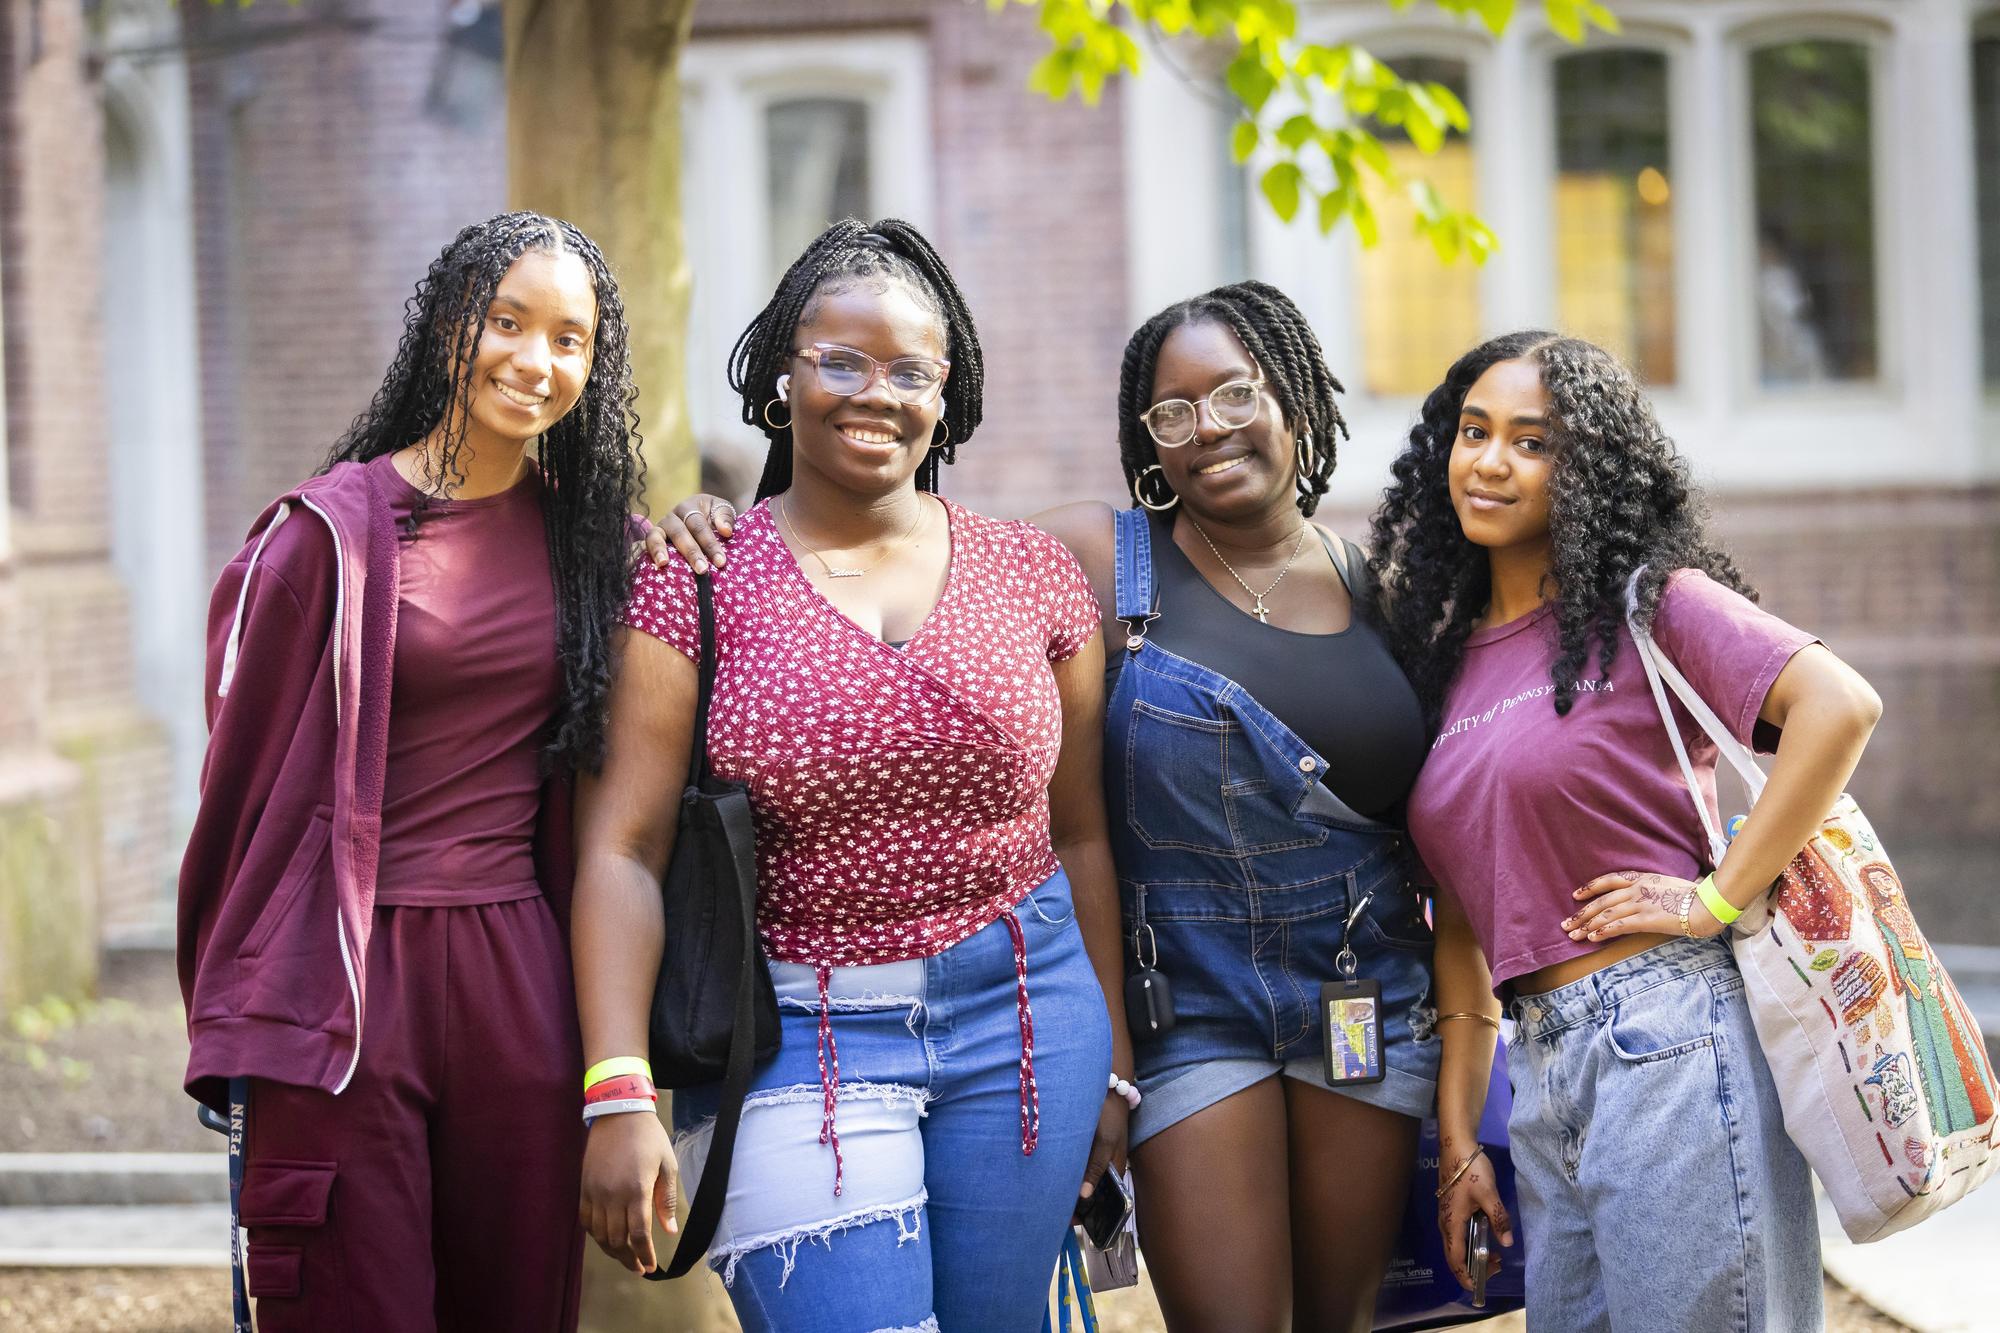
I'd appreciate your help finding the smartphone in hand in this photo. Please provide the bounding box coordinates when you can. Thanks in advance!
[1465,1210,1493,1308]
[1077,1166,1132,1250]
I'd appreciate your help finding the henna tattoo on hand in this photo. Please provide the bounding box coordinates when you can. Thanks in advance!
[1635,874,1688,919]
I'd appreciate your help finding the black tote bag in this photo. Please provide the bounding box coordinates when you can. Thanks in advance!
[646,572,781,1279]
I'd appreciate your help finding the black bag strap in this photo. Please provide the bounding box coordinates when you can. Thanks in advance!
[659,790,760,1277]
[687,573,719,788]
[658,573,764,1278]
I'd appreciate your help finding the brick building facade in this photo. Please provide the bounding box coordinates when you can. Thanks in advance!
[3,0,1996,1005]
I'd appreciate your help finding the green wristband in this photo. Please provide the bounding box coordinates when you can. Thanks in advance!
[1695,873,1741,927]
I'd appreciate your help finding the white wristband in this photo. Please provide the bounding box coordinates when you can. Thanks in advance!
[582,1098,657,1125]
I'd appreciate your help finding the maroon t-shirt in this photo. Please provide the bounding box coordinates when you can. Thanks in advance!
[371,453,560,904]
[1405,570,1816,988]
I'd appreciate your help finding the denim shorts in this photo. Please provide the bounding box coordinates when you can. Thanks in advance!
[1125,837,1439,1145]
[1506,935,1823,1331]
[670,870,1112,1333]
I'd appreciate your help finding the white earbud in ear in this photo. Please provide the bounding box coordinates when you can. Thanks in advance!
[777,373,791,403]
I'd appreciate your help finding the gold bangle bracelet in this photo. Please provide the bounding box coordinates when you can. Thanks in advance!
[1435,1012,1501,1032]
[1435,1147,1488,1199]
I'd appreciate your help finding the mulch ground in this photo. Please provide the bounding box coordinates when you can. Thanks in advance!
[0,954,1912,1330]
[0,950,210,1154]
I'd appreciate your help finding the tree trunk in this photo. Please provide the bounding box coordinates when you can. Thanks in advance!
[505,0,698,518]
[504,13,730,1331]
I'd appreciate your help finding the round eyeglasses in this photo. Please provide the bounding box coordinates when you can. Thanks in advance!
[792,343,950,405]
[1140,378,1265,447]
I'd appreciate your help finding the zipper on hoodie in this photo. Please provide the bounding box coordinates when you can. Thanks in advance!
[298,494,364,1095]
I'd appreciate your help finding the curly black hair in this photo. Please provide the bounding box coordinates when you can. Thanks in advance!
[1367,330,1753,731]
[323,211,641,772]
[1116,280,1350,517]
[727,217,984,500]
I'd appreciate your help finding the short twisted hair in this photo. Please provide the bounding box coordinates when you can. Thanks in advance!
[1367,331,1753,731]
[728,218,984,499]
[1116,280,1349,516]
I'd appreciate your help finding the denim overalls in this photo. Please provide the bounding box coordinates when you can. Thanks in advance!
[1104,507,1438,1143]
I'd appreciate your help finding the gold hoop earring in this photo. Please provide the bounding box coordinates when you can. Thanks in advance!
[1133,464,1179,512]
[763,398,791,431]
[1295,430,1318,481]
[929,419,950,451]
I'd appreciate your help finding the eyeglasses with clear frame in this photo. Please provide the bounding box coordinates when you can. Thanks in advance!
[791,343,951,405]
[1140,378,1266,447]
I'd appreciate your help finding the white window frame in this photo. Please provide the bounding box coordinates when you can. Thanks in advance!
[1528,26,1695,407]
[680,33,933,454]
[1130,2,1990,494]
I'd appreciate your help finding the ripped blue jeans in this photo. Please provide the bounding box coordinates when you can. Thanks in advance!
[672,869,1113,1333]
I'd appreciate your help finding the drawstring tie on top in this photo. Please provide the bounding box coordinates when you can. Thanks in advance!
[809,908,1042,1196]
[815,963,844,1195]
[1002,908,1041,1156]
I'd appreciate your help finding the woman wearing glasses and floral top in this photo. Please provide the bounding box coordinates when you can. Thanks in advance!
[654,282,1501,1332]
[574,218,1129,1333]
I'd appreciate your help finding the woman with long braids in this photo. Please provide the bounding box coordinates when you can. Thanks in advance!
[655,280,1496,1332]
[574,217,1124,1331]
[1379,332,1881,1330]
[177,212,640,1331]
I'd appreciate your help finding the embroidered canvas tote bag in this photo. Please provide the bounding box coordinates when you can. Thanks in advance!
[1627,588,1999,1243]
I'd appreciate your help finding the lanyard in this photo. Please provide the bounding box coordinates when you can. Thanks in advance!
[228,1077,251,1333]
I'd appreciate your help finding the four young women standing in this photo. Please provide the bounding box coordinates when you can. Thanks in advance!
[183,205,1882,1331]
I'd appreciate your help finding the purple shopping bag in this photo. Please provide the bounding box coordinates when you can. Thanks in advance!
[1373,1035,1527,1331]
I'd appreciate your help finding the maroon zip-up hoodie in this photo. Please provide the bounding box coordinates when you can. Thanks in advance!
[177,461,573,1112]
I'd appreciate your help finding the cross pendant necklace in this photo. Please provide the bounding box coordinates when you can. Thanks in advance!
[1186,516,1310,626]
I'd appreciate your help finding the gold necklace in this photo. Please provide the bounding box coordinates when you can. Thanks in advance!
[776,494,927,579]
[1184,515,1311,624]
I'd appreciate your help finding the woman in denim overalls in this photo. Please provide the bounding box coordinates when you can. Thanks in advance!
[1040,284,1498,1332]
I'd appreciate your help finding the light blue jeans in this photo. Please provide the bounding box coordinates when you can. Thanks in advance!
[1506,936,1823,1332]
[672,870,1112,1333]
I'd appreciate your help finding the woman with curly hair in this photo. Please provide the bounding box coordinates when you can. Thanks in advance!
[1376,331,1881,1330]
[177,212,641,1332]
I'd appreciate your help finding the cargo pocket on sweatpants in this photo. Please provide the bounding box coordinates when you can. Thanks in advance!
[240,1160,338,1313]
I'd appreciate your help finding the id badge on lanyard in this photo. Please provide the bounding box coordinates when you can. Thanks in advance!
[1322,890,1386,1086]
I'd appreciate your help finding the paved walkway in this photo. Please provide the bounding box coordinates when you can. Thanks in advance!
[0,1152,1995,1329]
[1818,1177,2000,1333]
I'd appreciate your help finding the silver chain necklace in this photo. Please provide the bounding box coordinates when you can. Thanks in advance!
[1183,516,1311,624]
[776,494,926,579]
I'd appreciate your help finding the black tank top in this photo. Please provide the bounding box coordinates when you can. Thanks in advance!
[1144,518,1426,818]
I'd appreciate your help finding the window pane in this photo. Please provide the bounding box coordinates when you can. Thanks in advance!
[1554,50,1675,385]
[1749,41,1877,385]
[1356,57,1479,398]
[1976,35,2000,386]
[766,98,870,287]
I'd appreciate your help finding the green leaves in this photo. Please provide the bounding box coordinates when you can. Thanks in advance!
[1260,161,1303,220]
[1009,0,1619,261]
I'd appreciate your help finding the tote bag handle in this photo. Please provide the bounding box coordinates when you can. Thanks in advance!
[1622,568,1771,872]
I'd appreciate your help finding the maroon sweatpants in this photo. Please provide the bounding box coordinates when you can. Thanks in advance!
[241,897,585,1332]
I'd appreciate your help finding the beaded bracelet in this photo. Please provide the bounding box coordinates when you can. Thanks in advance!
[1108,1072,1142,1110]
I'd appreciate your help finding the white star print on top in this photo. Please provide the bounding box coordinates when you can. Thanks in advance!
[620,496,1101,969]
